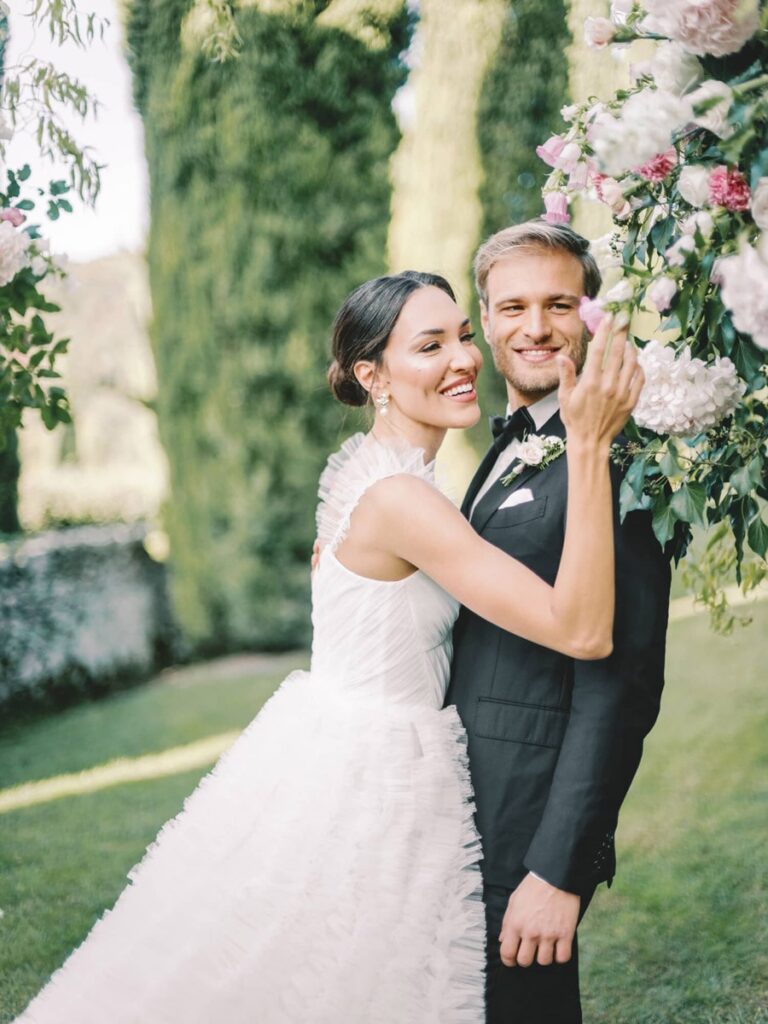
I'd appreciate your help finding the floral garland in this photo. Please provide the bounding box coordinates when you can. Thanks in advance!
[537,0,768,629]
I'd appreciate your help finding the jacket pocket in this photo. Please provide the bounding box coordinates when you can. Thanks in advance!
[486,495,547,530]
[475,695,568,749]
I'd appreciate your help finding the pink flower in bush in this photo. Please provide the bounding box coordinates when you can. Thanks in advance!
[708,165,751,212]
[0,208,25,228]
[536,135,567,168]
[543,192,570,225]
[579,296,607,333]
[636,148,677,183]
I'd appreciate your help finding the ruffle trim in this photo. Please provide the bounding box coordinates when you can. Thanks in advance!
[316,433,437,552]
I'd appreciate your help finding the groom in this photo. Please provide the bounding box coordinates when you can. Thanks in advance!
[446,221,671,1023]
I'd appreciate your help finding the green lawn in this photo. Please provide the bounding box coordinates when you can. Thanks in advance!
[1,610,767,1023]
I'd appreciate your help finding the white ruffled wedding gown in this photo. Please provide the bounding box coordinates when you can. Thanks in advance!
[15,433,486,1024]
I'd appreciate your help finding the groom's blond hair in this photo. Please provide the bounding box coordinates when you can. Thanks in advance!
[474,220,602,305]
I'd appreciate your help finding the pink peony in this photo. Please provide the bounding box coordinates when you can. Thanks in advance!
[579,296,607,333]
[543,192,570,225]
[536,135,567,168]
[641,0,759,58]
[0,208,25,227]
[636,148,677,183]
[708,165,751,211]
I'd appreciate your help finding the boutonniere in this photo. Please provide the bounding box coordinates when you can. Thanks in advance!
[501,435,566,485]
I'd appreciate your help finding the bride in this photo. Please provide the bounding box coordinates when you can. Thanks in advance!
[15,270,641,1023]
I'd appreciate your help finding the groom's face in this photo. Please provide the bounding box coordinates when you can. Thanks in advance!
[480,247,589,406]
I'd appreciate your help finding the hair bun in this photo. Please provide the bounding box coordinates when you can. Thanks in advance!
[327,360,368,407]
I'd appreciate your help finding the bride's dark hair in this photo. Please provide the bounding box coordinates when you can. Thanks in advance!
[328,270,456,407]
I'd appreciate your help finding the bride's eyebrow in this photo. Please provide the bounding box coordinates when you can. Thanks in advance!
[410,319,471,342]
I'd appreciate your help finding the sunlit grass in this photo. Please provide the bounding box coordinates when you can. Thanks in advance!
[1,611,766,1022]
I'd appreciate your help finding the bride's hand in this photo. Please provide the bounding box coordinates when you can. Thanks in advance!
[556,317,644,452]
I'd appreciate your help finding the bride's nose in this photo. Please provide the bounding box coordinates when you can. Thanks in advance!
[449,340,477,370]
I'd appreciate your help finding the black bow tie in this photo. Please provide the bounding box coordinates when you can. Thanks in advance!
[489,406,536,453]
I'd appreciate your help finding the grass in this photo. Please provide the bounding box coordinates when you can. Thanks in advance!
[0,609,767,1022]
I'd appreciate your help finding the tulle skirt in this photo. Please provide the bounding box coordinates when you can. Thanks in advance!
[15,670,486,1023]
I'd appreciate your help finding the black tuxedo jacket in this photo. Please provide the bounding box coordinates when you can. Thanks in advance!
[445,411,671,896]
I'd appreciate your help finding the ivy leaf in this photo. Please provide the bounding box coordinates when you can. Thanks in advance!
[729,457,763,497]
[652,500,678,546]
[17,165,32,182]
[659,443,682,478]
[747,514,768,559]
[49,180,69,196]
[669,482,708,527]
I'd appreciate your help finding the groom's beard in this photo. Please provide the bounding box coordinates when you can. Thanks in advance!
[490,327,590,401]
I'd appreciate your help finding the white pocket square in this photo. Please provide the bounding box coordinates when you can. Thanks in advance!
[498,488,534,510]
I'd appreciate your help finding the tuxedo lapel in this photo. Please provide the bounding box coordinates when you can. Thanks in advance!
[461,443,501,518]
[469,412,566,533]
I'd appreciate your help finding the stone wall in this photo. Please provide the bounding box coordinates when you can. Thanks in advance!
[0,523,174,708]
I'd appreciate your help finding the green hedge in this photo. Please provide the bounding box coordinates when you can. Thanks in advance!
[470,0,572,447]
[128,1,407,651]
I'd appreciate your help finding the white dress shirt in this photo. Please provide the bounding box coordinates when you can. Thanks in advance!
[470,390,561,517]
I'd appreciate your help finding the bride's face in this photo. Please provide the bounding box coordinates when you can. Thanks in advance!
[374,286,483,431]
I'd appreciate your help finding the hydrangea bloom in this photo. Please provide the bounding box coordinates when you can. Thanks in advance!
[718,239,768,349]
[634,340,746,436]
[590,88,690,177]
[0,221,30,287]
[640,0,760,58]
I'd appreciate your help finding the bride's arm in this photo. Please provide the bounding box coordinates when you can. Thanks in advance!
[358,324,642,660]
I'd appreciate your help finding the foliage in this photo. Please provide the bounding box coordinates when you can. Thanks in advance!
[470,0,572,444]
[0,165,73,439]
[128,0,408,651]
[538,0,768,628]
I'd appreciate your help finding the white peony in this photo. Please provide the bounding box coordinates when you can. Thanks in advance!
[677,163,711,207]
[641,0,760,58]
[590,88,691,177]
[604,278,635,303]
[649,41,703,95]
[665,234,697,266]
[634,339,745,436]
[688,79,734,138]
[718,240,768,349]
[646,275,677,312]
[0,221,30,286]
[681,210,715,239]
[584,16,617,48]
[751,177,768,230]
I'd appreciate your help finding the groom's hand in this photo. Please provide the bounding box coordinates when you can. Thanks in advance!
[499,873,580,968]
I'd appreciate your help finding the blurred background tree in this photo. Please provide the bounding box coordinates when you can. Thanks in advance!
[127,0,409,653]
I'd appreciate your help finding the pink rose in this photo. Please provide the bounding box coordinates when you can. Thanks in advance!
[641,0,759,59]
[536,135,567,168]
[708,165,751,212]
[579,296,607,333]
[0,208,25,227]
[636,149,677,184]
[543,192,570,225]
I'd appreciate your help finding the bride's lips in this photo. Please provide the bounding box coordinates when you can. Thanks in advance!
[439,376,478,403]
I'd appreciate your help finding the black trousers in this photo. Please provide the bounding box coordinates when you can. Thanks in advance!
[484,883,595,1024]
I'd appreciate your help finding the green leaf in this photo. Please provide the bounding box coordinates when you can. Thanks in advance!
[729,458,762,497]
[747,515,768,559]
[17,165,32,182]
[58,199,73,213]
[669,483,708,528]
[652,501,678,546]
[16,200,35,211]
[659,444,682,478]
[49,180,70,196]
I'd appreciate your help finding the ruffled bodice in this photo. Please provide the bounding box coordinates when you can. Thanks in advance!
[311,433,459,709]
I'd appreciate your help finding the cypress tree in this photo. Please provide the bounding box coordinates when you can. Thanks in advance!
[128,0,408,651]
[470,0,572,440]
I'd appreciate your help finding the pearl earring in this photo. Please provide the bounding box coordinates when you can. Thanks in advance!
[374,391,390,416]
